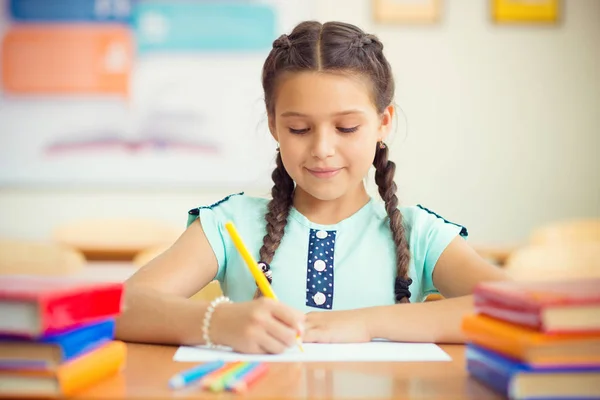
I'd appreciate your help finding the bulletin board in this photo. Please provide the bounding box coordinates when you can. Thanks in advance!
[0,0,315,189]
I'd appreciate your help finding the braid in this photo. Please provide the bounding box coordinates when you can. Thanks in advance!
[254,151,294,299]
[373,144,412,303]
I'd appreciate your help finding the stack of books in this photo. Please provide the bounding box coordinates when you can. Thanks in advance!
[462,278,600,400]
[0,276,126,398]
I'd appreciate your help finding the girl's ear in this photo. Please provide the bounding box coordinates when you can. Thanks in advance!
[379,104,394,141]
[268,115,279,142]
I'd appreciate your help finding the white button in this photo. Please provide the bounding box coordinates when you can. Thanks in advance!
[313,292,326,305]
[316,230,328,239]
[314,260,326,272]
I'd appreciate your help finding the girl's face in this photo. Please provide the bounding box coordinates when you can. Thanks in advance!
[269,71,393,202]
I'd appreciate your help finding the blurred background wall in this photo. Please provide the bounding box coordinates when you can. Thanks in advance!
[0,0,598,247]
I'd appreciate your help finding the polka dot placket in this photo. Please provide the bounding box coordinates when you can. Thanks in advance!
[306,229,336,309]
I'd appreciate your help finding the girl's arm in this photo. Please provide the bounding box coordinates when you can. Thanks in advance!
[304,237,510,343]
[115,219,305,352]
[365,237,509,343]
[115,219,221,345]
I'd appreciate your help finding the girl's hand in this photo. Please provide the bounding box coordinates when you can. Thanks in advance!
[210,297,305,354]
[303,310,371,343]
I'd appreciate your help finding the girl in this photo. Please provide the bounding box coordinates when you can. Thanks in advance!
[115,21,507,354]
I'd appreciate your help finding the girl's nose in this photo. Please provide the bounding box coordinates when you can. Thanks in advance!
[310,130,336,160]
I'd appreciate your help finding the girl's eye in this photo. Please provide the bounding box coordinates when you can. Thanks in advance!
[289,128,309,134]
[337,126,359,134]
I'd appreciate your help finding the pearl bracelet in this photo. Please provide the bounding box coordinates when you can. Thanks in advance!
[202,296,232,349]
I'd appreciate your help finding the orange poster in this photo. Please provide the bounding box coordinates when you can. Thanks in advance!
[1,25,132,96]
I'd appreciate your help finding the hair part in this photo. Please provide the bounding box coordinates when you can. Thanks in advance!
[257,21,411,302]
[262,21,394,116]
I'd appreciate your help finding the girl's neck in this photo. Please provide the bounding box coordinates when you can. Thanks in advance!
[292,184,371,225]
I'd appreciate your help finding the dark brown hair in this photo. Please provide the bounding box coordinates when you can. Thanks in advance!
[257,21,412,303]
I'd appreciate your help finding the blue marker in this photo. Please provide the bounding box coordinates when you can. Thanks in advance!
[168,360,225,389]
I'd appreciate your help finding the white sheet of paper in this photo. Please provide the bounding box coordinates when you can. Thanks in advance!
[173,342,451,362]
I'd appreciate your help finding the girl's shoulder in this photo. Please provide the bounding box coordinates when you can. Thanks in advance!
[187,192,268,226]
[399,204,468,239]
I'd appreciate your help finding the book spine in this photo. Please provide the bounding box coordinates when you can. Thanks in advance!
[474,302,542,330]
[467,359,509,396]
[466,346,513,396]
[41,286,123,335]
[473,286,540,313]
[58,320,115,361]
[58,341,126,396]
[461,315,530,361]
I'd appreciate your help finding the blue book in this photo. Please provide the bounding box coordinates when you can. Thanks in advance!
[132,1,276,53]
[9,0,132,22]
[0,319,115,370]
[466,343,600,399]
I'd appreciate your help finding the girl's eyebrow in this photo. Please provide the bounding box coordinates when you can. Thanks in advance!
[280,109,365,118]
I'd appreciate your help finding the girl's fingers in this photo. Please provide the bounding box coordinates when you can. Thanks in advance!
[270,302,305,332]
[258,329,289,354]
[302,327,325,343]
[263,316,298,349]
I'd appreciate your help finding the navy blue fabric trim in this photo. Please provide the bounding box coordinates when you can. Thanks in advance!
[188,192,245,216]
[416,204,468,237]
[306,229,336,310]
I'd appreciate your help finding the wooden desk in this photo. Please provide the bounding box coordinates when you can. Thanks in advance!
[75,343,503,399]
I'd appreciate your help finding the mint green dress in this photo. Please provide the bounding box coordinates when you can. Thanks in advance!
[188,193,467,312]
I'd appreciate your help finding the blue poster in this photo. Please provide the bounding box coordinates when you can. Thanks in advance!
[132,1,276,53]
[9,0,132,22]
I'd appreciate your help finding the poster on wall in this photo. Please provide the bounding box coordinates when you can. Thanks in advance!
[492,0,560,24]
[0,0,315,189]
[372,0,441,24]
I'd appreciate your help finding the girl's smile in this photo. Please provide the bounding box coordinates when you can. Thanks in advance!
[305,167,343,179]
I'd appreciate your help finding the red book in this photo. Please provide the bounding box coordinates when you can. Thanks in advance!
[0,276,123,338]
[474,279,600,334]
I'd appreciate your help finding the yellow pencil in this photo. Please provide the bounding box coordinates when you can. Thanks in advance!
[224,221,304,352]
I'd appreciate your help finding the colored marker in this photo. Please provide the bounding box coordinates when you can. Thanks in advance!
[223,362,262,391]
[198,361,244,389]
[224,221,305,352]
[168,360,225,389]
[208,361,259,392]
[228,363,270,393]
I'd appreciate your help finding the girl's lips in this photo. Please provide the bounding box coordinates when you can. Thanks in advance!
[306,168,342,179]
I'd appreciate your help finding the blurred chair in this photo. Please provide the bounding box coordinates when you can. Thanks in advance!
[530,219,600,245]
[0,238,85,276]
[132,244,170,267]
[472,244,517,266]
[52,219,182,261]
[503,242,600,281]
[133,244,223,301]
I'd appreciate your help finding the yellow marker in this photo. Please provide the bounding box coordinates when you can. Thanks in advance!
[224,221,304,352]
